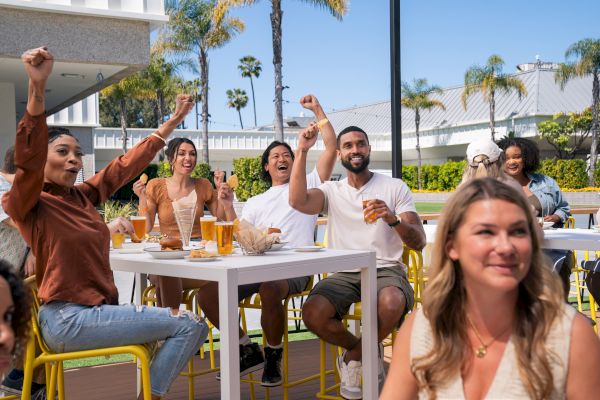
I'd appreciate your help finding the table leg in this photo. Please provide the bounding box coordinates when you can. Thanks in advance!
[135,273,147,396]
[218,271,241,400]
[360,253,378,399]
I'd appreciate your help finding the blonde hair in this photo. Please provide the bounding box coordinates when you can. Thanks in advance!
[462,154,511,183]
[413,178,565,400]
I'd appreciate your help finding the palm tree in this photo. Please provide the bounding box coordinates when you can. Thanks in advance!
[555,38,600,186]
[238,55,261,127]
[461,55,528,141]
[100,74,146,154]
[162,0,244,164]
[217,0,348,141]
[226,88,249,129]
[401,78,446,190]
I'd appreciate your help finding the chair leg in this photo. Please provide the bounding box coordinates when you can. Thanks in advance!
[57,361,65,400]
[20,334,37,400]
[139,354,152,400]
[47,363,58,400]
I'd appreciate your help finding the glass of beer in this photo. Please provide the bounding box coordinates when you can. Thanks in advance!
[130,216,147,240]
[200,216,217,241]
[216,221,234,255]
[111,232,125,249]
[361,193,379,224]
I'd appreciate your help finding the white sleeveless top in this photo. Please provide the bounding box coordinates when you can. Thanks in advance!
[410,304,576,399]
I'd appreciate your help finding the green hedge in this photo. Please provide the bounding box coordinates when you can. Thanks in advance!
[539,159,588,189]
[401,159,594,190]
[402,161,466,191]
[232,156,270,202]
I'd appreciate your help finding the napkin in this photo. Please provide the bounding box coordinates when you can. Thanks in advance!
[235,220,280,255]
[172,191,197,247]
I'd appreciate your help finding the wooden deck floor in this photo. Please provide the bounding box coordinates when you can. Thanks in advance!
[63,338,391,399]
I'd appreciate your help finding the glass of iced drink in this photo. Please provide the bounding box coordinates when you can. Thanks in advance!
[361,193,379,224]
[129,216,147,240]
[201,216,217,241]
[216,221,234,255]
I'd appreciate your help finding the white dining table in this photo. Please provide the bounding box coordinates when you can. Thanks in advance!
[110,247,377,400]
[424,225,600,251]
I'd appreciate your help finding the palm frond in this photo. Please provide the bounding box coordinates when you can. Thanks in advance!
[300,0,349,20]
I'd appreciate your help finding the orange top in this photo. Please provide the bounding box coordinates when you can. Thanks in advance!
[146,178,217,238]
[4,112,165,305]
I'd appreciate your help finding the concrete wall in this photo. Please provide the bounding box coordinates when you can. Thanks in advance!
[0,83,16,165]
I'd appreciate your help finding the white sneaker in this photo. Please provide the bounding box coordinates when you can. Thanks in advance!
[336,352,362,400]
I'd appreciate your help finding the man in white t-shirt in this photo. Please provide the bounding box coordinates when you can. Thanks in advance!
[289,126,426,399]
[197,95,337,386]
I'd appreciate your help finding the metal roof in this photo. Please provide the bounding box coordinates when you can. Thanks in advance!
[325,66,593,135]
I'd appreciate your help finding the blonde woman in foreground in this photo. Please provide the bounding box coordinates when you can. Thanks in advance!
[380,178,600,400]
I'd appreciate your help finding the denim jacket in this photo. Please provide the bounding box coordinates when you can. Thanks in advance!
[528,173,570,224]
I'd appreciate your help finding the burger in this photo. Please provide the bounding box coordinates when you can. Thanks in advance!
[160,237,183,251]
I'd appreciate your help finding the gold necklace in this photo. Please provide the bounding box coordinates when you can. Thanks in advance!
[466,315,511,358]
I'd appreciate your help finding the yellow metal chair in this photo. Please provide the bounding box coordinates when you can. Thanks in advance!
[141,285,218,400]
[21,277,153,400]
[239,276,319,400]
[316,248,425,399]
[573,251,600,332]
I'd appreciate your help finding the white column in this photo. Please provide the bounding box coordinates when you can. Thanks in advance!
[0,82,16,165]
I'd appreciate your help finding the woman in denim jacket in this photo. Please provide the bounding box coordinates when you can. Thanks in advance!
[497,137,572,297]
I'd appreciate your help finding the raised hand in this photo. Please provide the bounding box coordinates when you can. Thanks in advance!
[300,94,321,112]
[172,94,195,122]
[132,179,146,199]
[297,122,319,152]
[214,168,225,187]
[217,183,234,206]
[21,47,54,84]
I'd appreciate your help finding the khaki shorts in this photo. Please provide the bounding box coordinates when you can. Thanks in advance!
[238,276,311,302]
[307,267,414,319]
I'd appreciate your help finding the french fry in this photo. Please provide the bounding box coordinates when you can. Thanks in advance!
[227,175,239,190]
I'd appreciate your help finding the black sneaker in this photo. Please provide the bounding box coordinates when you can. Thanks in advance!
[216,342,265,380]
[1,369,47,396]
[261,347,283,387]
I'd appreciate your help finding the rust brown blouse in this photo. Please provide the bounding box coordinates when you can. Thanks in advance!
[3,112,165,305]
[145,177,217,239]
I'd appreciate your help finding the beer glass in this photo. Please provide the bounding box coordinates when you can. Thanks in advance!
[361,193,379,224]
[216,221,234,255]
[111,233,125,249]
[130,216,147,240]
[200,216,217,241]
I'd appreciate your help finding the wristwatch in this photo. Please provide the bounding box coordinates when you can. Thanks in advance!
[388,216,401,227]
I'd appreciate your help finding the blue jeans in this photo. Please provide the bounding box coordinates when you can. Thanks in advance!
[39,301,208,396]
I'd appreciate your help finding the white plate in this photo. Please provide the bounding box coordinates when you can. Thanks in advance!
[144,246,190,259]
[185,256,221,262]
[542,222,554,229]
[115,248,144,254]
[293,246,324,253]
[268,242,289,252]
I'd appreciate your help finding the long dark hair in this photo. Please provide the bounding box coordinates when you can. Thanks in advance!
[0,261,30,360]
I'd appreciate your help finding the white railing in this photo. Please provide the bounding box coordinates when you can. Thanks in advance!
[94,128,393,152]
[1,0,167,21]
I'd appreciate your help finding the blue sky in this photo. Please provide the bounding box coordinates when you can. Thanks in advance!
[176,0,600,130]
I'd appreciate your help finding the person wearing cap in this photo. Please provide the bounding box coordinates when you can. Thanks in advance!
[497,137,572,298]
[461,138,522,193]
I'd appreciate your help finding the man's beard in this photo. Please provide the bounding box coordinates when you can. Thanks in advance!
[341,154,370,173]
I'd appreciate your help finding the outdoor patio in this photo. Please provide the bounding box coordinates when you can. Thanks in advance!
[62,338,391,400]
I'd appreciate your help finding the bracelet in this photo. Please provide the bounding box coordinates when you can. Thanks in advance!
[317,118,329,128]
[151,132,167,144]
[388,217,401,228]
